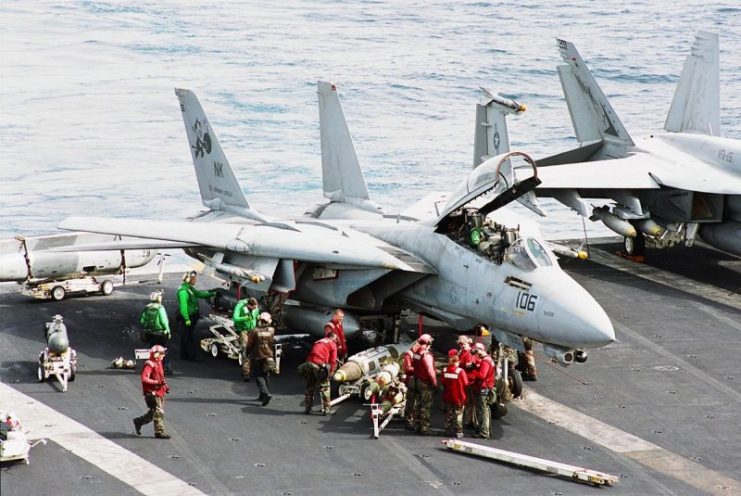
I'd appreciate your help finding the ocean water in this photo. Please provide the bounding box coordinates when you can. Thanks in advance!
[1,1,739,242]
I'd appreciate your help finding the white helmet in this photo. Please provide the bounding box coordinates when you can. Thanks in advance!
[259,312,272,325]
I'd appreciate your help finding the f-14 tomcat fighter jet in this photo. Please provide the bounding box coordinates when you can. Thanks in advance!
[59,82,615,366]
[529,32,741,257]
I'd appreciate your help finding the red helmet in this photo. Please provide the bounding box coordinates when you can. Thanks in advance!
[150,345,166,357]
[447,349,459,358]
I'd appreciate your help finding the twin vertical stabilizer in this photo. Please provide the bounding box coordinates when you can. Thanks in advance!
[175,88,252,212]
[664,31,720,136]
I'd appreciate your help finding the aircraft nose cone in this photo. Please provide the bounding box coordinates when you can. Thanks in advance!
[541,275,615,348]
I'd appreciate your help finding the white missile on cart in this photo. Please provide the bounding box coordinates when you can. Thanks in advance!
[0,232,156,283]
[333,342,412,383]
[363,361,401,401]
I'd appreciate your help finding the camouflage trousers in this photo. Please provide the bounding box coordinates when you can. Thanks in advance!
[445,403,464,436]
[474,389,494,438]
[239,332,251,378]
[463,385,475,426]
[517,350,537,379]
[403,378,417,426]
[301,362,331,411]
[413,381,435,433]
[136,394,165,435]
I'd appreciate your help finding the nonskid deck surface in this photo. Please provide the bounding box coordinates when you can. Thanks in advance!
[1,241,739,495]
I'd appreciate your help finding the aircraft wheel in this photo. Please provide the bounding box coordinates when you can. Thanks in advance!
[101,280,114,296]
[624,231,645,256]
[508,366,523,399]
[51,286,66,301]
[37,365,45,382]
[210,343,220,359]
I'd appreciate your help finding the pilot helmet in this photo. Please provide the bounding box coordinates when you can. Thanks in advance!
[465,208,483,229]
[258,312,272,325]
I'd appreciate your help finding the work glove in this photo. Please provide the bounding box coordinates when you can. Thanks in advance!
[185,320,191,327]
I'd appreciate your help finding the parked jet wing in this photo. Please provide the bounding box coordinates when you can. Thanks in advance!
[529,151,741,195]
[528,154,661,190]
[48,239,197,252]
[58,217,431,273]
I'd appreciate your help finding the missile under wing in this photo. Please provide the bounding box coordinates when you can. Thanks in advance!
[527,32,741,257]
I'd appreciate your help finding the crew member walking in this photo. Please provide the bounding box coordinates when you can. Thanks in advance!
[299,333,339,415]
[133,345,170,439]
[176,271,215,361]
[245,312,275,406]
[324,309,347,363]
[412,333,437,435]
[233,296,260,380]
[472,343,495,439]
[442,349,469,439]
[139,290,172,375]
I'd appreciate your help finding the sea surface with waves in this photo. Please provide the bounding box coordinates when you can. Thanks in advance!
[1,1,739,243]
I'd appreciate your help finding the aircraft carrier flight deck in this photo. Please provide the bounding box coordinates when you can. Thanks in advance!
[1,239,739,496]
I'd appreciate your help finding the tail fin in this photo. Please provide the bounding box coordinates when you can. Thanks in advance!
[664,31,720,136]
[556,39,634,146]
[175,88,252,212]
[317,81,372,204]
[472,89,544,216]
[472,88,526,168]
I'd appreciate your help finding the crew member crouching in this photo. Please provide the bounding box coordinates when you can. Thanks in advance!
[298,332,339,415]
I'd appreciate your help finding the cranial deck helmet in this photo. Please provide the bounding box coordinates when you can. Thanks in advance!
[418,333,433,345]
[259,312,272,325]
[150,344,166,356]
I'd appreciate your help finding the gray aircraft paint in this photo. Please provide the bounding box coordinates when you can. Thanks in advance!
[58,82,615,357]
[529,32,741,256]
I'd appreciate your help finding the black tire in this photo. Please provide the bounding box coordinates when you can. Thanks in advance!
[508,366,523,399]
[624,231,645,256]
[491,403,508,419]
[101,280,114,296]
[51,286,66,301]
[37,365,45,383]
[69,364,76,382]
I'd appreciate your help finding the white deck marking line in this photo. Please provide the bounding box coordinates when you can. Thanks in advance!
[517,390,740,495]
[589,247,741,311]
[1,383,205,496]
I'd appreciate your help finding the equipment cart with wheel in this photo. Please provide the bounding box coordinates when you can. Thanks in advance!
[38,347,77,392]
[0,418,46,465]
[201,313,243,365]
